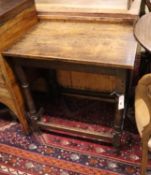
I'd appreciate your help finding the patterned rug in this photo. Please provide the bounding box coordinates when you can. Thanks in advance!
[0,96,150,175]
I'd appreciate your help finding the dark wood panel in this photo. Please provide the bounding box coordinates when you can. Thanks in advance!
[0,0,36,24]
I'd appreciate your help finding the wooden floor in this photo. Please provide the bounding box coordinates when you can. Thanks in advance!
[3,20,137,69]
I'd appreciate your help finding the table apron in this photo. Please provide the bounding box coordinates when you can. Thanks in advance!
[9,57,130,76]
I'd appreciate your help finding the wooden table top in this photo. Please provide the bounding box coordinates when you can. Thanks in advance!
[3,20,137,69]
[134,12,151,52]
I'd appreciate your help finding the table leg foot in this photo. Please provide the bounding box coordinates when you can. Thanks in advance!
[112,129,121,154]
[29,107,44,132]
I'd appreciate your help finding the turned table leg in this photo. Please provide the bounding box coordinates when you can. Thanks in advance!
[13,63,40,131]
[112,70,127,151]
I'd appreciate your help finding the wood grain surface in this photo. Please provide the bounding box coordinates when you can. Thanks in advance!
[57,70,116,92]
[3,20,137,69]
[0,6,38,51]
[0,0,38,132]
[34,0,140,92]
[35,0,141,18]
[0,0,35,24]
[35,0,129,12]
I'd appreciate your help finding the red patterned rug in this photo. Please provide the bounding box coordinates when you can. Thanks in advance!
[0,96,150,175]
